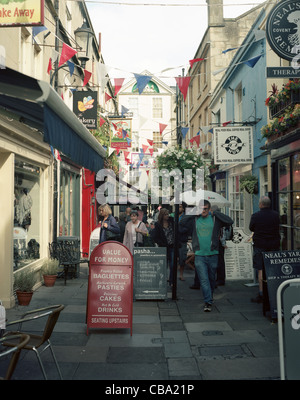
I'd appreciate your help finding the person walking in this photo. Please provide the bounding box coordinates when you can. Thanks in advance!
[179,200,233,312]
[117,212,127,243]
[151,208,175,285]
[249,196,280,304]
[98,204,120,244]
[178,203,188,281]
[123,210,148,254]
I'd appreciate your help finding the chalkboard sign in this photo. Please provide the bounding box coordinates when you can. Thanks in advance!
[133,247,167,300]
[263,250,300,318]
[87,241,133,335]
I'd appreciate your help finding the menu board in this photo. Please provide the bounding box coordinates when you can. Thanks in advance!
[224,229,253,280]
[87,242,133,335]
[133,247,167,300]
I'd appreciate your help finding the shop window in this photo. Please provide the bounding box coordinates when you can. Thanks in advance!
[14,159,41,270]
[229,175,245,229]
[153,98,163,118]
[59,168,80,237]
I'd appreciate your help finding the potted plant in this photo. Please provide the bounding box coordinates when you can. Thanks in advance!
[41,259,59,287]
[240,175,258,195]
[14,269,36,306]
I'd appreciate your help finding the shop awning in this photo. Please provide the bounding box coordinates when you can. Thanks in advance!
[0,68,105,172]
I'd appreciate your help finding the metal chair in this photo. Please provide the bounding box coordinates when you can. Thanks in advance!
[3,305,65,380]
[0,334,30,380]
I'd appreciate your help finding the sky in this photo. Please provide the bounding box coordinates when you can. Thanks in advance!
[86,0,265,84]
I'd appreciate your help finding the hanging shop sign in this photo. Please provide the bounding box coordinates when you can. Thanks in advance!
[86,241,133,335]
[213,127,253,164]
[0,0,44,27]
[110,118,132,149]
[73,90,97,130]
[266,0,300,62]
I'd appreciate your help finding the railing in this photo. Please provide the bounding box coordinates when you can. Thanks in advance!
[270,89,300,119]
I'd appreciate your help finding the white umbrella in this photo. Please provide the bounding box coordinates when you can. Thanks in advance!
[172,190,231,208]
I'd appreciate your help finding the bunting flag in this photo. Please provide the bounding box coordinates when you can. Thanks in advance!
[55,149,62,161]
[175,76,190,101]
[162,141,168,146]
[121,105,129,117]
[32,26,47,37]
[222,121,232,127]
[51,49,59,63]
[245,55,262,68]
[196,130,200,135]
[142,144,148,153]
[123,151,130,159]
[114,78,125,96]
[149,148,153,156]
[147,139,153,146]
[105,93,112,103]
[222,47,237,54]
[83,70,92,87]
[189,58,204,69]
[100,117,106,127]
[122,129,128,139]
[126,137,132,146]
[189,135,200,147]
[212,67,227,76]
[181,127,189,139]
[108,147,115,157]
[67,60,74,77]
[159,123,167,135]
[47,58,52,75]
[134,73,152,95]
[58,43,77,67]
[112,122,118,130]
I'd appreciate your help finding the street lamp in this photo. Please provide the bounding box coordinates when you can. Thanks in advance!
[74,19,94,69]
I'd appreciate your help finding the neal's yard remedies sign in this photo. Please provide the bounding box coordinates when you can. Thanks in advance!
[213,127,253,164]
[133,247,167,300]
[266,0,300,62]
[87,242,133,335]
[73,90,97,130]
[263,250,300,317]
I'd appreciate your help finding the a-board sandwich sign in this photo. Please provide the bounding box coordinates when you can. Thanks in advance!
[263,250,300,318]
[133,247,167,300]
[87,241,133,335]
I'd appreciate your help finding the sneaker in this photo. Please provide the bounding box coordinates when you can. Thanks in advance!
[251,294,263,303]
[204,303,212,312]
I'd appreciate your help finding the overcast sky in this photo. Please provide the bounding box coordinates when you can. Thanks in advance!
[86,0,264,83]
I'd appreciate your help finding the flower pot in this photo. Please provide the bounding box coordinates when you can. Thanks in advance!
[43,274,57,287]
[16,290,33,306]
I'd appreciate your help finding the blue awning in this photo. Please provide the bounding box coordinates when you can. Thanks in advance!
[0,68,105,172]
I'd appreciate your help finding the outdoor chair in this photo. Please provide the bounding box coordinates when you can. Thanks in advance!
[49,238,87,285]
[3,304,65,380]
[0,333,30,380]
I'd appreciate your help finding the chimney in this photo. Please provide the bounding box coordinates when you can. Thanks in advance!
[206,0,224,26]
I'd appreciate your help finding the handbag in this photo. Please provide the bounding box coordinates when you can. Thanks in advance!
[106,229,118,241]
[134,222,144,247]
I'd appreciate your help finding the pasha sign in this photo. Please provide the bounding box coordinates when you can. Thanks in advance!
[266,0,300,62]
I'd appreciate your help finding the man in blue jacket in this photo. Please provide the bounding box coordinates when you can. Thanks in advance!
[179,200,233,312]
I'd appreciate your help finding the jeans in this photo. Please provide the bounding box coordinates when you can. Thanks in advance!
[195,254,218,304]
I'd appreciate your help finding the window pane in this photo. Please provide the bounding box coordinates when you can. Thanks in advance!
[279,158,290,191]
[292,153,300,191]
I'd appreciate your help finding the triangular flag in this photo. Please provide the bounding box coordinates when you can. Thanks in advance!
[100,117,106,127]
[50,145,55,158]
[245,55,262,68]
[254,29,265,41]
[51,49,60,63]
[121,105,129,117]
[175,76,190,101]
[181,127,189,139]
[67,60,74,77]
[212,67,227,76]
[142,144,149,153]
[112,122,117,130]
[55,149,62,161]
[159,123,167,135]
[47,58,52,75]
[193,135,200,147]
[105,93,112,103]
[114,78,125,96]
[149,148,153,156]
[122,129,128,139]
[61,93,64,100]
[162,141,168,146]
[126,137,132,145]
[222,47,237,54]
[83,70,92,86]
[147,139,153,146]
[32,26,47,37]
[222,121,232,127]
[123,151,130,159]
[134,73,152,95]
[108,147,115,157]
[189,58,204,69]
[58,43,77,67]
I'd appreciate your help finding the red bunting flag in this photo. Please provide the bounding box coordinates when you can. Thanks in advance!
[142,144,149,153]
[100,117,106,127]
[112,122,118,130]
[147,139,153,146]
[47,58,52,74]
[58,43,77,67]
[159,123,167,135]
[175,76,191,101]
[83,70,92,87]
[193,135,200,147]
[114,78,125,96]
[105,93,112,103]
[189,58,204,69]
[222,121,232,127]
[149,148,153,156]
